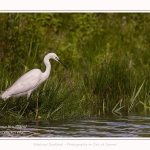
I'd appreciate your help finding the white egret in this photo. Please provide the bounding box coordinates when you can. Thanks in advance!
[0,53,67,115]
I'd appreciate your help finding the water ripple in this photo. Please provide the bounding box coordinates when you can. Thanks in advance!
[1,115,150,137]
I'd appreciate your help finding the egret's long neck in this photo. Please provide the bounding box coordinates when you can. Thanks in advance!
[43,55,51,80]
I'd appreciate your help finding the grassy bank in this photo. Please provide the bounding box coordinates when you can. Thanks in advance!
[1,13,150,120]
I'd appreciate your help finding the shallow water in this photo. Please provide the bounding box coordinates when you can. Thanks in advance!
[0,115,150,137]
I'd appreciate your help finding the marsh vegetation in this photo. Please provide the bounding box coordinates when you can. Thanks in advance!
[0,13,150,120]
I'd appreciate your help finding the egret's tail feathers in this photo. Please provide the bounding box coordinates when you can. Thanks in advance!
[0,91,10,101]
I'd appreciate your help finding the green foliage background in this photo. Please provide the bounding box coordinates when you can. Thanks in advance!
[1,13,150,120]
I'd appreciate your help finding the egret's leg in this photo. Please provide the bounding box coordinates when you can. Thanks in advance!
[28,105,36,114]
[25,94,36,115]
[25,96,30,115]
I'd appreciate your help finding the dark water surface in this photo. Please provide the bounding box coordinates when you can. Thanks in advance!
[0,115,150,137]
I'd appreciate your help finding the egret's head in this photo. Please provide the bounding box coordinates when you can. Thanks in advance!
[48,53,68,69]
[49,53,59,61]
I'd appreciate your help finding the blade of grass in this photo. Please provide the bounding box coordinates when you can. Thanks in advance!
[128,80,145,113]
[112,99,125,115]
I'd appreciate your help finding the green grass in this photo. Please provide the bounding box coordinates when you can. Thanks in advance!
[1,13,150,120]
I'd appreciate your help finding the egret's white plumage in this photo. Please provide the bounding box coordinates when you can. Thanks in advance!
[0,53,67,102]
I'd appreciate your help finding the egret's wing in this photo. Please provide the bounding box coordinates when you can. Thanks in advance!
[1,69,42,99]
[14,75,40,93]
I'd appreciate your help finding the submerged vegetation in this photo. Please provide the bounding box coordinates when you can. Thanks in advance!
[1,13,150,120]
